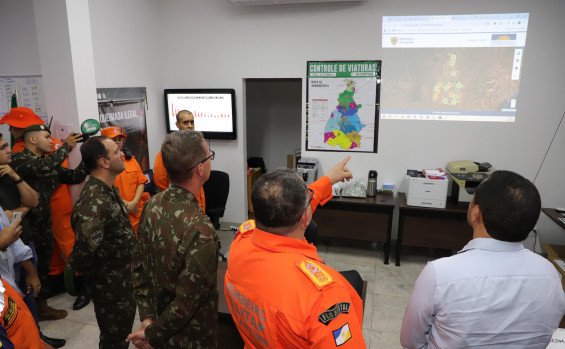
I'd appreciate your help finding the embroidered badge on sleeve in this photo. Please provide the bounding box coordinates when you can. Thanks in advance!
[318,302,351,325]
[332,323,352,346]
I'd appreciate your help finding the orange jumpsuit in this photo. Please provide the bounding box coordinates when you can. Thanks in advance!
[225,176,366,348]
[154,150,206,213]
[0,278,46,349]
[114,155,149,233]
[13,138,74,275]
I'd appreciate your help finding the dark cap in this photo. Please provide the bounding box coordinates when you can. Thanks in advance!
[23,124,51,135]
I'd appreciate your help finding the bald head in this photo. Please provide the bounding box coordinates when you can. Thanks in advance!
[176,110,195,130]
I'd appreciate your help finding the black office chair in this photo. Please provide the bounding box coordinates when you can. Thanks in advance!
[143,169,160,197]
[203,170,230,230]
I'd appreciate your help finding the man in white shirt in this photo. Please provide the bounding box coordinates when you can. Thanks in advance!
[400,170,565,349]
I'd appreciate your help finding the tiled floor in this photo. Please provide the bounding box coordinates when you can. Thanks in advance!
[39,223,451,348]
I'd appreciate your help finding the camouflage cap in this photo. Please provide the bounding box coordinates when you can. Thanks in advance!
[23,124,51,135]
[0,107,45,128]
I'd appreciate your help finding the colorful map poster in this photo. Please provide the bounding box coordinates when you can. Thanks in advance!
[306,61,381,153]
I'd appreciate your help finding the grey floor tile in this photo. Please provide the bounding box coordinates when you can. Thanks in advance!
[371,294,410,334]
[362,327,374,347]
[37,226,446,348]
[373,265,417,298]
[371,329,402,349]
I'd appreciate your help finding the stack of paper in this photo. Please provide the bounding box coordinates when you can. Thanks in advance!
[547,328,565,348]
[422,168,447,180]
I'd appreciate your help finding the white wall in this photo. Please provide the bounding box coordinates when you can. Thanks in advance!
[87,0,163,164]
[155,0,565,242]
[0,1,41,76]
[1,0,564,243]
[0,0,42,138]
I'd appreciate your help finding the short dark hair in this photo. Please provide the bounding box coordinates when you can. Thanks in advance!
[252,168,308,235]
[161,130,206,184]
[176,110,193,123]
[474,170,541,242]
[81,136,110,172]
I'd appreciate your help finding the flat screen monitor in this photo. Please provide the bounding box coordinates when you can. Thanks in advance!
[164,88,237,140]
[381,13,529,122]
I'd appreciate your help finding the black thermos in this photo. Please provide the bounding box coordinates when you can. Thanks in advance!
[367,170,378,196]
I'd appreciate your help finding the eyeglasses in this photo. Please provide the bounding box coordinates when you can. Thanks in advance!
[305,187,314,211]
[187,150,215,172]
[0,143,9,151]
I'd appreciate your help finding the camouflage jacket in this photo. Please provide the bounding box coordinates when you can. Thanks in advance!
[11,144,87,243]
[132,184,219,348]
[69,176,135,278]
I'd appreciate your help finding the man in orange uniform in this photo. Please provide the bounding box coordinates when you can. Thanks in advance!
[100,127,148,233]
[0,277,53,349]
[154,110,205,212]
[0,107,81,313]
[225,156,367,348]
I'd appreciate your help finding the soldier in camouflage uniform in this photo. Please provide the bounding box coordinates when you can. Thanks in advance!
[10,124,86,319]
[127,130,219,349]
[69,136,136,349]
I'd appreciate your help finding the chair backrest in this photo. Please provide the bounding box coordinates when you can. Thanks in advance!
[203,170,230,229]
[143,169,159,196]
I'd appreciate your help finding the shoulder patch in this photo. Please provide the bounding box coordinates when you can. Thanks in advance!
[318,302,351,325]
[333,323,352,346]
[3,297,17,329]
[81,219,103,248]
[297,260,334,290]
[238,220,255,234]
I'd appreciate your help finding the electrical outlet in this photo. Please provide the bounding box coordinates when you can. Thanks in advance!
[230,226,238,231]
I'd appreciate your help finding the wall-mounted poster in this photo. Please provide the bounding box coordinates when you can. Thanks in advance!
[0,76,47,122]
[306,61,381,153]
[97,87,150,171]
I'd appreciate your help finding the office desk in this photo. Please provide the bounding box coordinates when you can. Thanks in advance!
[541,208,565,328]
[541,208,565,290]
[396,192,473,266]
[313,193,396,264]
[542,208,565,230]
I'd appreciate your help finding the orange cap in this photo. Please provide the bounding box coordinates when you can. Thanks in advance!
[101,126,127,139]
[0,107,45,128]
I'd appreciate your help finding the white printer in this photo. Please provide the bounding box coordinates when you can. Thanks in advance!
[406,170,448,209]
[297,158,318,185]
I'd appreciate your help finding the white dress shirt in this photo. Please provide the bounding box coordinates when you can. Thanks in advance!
[0,207,33,296]
[401,238,565,349]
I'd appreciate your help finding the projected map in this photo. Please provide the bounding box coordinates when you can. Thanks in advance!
[306,61,380,152]
[381,13,529,122]
[383,47,520,114]
[433,53,464,107]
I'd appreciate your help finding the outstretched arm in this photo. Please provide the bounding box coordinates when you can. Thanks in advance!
[325,156,353,184]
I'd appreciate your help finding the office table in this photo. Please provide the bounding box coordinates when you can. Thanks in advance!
[541,208,565,290]
[542,208,565,230]
[541,208,565,327]
[396,192,473,266]
[313,193,396,264]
